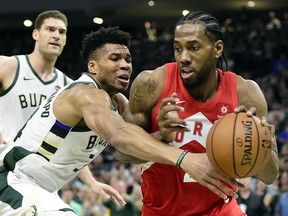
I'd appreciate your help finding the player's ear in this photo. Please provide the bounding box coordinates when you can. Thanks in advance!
[88,60,98,74]
[32,29,39,41]
[214,40,224,59]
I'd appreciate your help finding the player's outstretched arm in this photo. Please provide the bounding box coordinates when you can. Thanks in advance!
[78,167,126,207]
[82,101,240,200]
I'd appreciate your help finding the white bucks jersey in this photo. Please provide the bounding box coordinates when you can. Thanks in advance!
[0,55,69,143]
[2,74,113,193]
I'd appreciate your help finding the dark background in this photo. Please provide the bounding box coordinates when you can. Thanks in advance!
[0,0,287,80]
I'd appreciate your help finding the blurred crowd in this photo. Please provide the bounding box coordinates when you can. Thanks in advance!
[60,149,143,216]
[1,9,288,216]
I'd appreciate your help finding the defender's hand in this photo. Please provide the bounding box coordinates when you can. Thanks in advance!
[181,152,245,200]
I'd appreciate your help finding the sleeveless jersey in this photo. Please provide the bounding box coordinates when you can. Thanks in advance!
[141,62,239,215]
[2,74,111,193]
[0,55,69,144]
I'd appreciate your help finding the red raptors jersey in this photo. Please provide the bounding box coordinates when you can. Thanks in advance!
[141,62,239,215]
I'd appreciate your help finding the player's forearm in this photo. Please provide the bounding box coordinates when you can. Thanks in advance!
[151,131,171,143]
[84,105,182,167]
[115,149,147,164]
[256,151,279,184]
[111,122,182,166]
[78,166,96,188]
[256,135,279,184]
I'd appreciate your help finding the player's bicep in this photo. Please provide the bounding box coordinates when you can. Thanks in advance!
[55,86,111,126]
[122,105,149,130]
[237,78,268,117]
[82,103,126,141]
[125,71,156,130]
[0,56,17,86]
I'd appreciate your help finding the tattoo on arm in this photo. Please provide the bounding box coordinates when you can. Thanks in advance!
[130,78,156,112]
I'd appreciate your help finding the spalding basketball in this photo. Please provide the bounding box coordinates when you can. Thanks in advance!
[206,112,272,179]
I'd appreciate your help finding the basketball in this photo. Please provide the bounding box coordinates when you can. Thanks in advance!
[206,112,272,179]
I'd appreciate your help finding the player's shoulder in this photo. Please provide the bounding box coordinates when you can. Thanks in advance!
[133,64,166,85]
[236,74,267,114]
[236,74,260,91]
[0,55,18,82]
[56,82,110,112]
[0,55,17,68]
[114,93,128,104]
[113,93,128,114]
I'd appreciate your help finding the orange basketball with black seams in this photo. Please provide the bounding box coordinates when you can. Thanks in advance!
[206,112,272,179]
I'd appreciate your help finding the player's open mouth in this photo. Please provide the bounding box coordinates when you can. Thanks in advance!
[49,42,60,47]
[181,68,194,80]
[117,75,130,84]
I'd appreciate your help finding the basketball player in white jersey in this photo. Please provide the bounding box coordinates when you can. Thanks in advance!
[0,11,126,214]
[0,10,72,145]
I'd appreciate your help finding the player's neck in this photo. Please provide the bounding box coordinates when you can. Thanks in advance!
[188,70,219,102]
[28,53,56,80]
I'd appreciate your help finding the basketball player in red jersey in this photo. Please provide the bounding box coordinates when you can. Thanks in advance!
[120,11,279,215]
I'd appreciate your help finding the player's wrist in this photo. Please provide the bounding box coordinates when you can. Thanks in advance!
[176,150,189,169]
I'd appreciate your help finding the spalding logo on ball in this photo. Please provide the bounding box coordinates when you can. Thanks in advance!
[206,112,272,179]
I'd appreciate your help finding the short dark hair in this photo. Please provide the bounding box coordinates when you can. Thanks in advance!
[80,26,132,64]
[176,11,228,71]
[35,10,68,30]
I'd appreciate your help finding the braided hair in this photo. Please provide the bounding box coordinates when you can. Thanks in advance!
[176,11,228,71]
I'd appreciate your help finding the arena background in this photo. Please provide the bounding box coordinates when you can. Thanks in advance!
[1,0,288,29]
[1,0,288,82]
[1,1,288,215]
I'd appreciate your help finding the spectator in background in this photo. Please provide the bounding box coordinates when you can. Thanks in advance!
[277,124,288,150]
[267,180,280,216]
[103,178,141,216]
[275,171,288,216]
[267,102,285,132]
[266,11,282,31]
[237,177,269,216]
[144,21,157,42]
[272,52,288,77]
[280,156,288,173]
[255,179,275,215]
[61,187,83,216]
[281,11,288,31]
[81,185,108,216]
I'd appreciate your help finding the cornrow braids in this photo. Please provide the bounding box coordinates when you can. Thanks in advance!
[176,11,228,71]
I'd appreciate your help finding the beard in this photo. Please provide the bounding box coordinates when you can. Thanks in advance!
[182,53,216,90]
[182,68,209,90]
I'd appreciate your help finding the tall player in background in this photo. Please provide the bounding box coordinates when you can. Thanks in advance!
[0,10,125,208]
[0,10,72,144]
[121,11,279,215]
